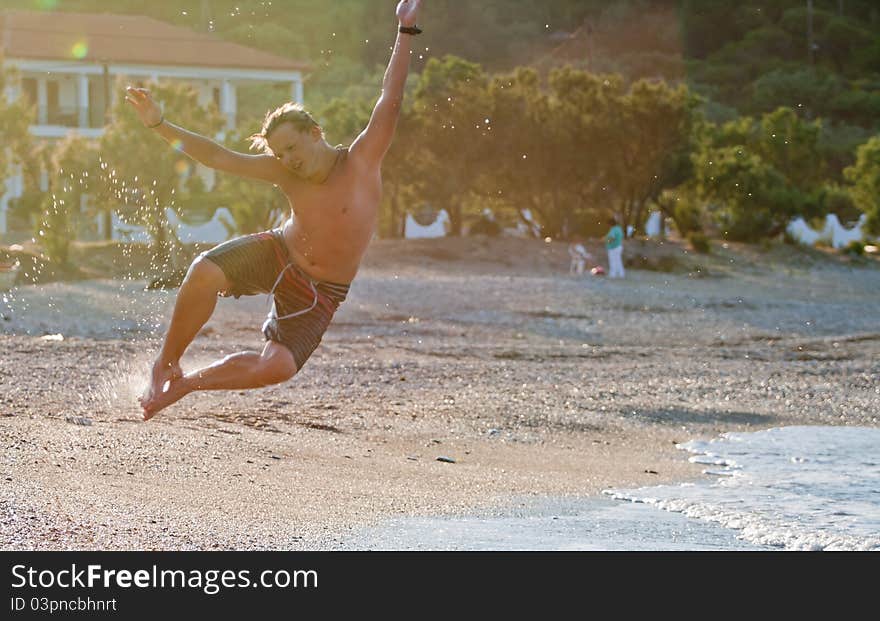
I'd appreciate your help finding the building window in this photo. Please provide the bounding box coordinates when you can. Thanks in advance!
[46,80,78,126]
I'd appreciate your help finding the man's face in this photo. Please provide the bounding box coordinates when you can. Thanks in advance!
[267,122,321,177]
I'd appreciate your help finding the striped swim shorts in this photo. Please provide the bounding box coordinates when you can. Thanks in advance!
[201,228,349,370]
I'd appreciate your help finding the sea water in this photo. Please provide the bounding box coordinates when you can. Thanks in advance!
[606,426,880,551]
[342,426,879,550]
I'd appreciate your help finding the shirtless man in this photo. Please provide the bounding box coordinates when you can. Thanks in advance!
[129,0,424,420]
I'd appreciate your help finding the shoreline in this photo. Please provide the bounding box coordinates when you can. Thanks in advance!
[333,494,772,551]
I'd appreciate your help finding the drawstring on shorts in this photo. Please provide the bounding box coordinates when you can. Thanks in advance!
[267,263,318,321]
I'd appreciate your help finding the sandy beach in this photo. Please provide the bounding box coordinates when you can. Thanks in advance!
[1,237,878,549]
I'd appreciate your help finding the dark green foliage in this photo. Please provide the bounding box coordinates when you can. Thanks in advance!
[38,134,101,266]
[694,107,836,241]
[468,215,502,237]
[818,184,860,222]
[687,231,711,254]
[672,196,704,236]
[844,239,865,256]
[0,53,35,196]
[844,135,880,235]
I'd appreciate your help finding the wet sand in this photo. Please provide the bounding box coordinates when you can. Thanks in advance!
[1,237,878,549]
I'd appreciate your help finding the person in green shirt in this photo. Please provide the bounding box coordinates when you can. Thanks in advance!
[605,215,625,279]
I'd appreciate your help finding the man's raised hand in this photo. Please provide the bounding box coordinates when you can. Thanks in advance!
[396,0,422,27]
[125,86,163,128]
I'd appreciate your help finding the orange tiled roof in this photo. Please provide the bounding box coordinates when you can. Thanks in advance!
[0,9,309,72]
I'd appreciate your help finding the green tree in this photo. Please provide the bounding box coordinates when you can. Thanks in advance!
[818,122,871,179]
[816,183,860,223]
[1,54,41,236]
[544,68,614,236]
[38,134,101,266]
[483,67,562,236]
[317,97,373,147]
[844,135,880,235]
[602,77,701,233]
[0,54,36,194]
[696,107,829,240]
[684,1,880,130]
[681,0,765,60]
[694,145,800,241]
[479,66,700,239]
[822,16,874,75]
[757,107,825,190]
[751,68,841,120]
[410,55,491,236]
[657,186,705,236]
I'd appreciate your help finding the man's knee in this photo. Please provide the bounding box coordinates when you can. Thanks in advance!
[258,344,298,385]
[186,256,228,292]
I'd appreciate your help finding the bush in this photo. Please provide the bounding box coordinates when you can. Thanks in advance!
[628,254,686,272]
[468,216,502,237]
[37,193,71,268]
[844,136,880,237]
[673,199,703,236]
[844,240,865,256]
[697,146,802,242]
[687,231,711,254]
[820,185,859,222]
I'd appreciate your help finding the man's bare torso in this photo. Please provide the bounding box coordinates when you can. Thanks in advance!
[276,148,381,285]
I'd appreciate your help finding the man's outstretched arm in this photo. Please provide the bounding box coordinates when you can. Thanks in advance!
[352,0,423,165]
[125,86,284,185]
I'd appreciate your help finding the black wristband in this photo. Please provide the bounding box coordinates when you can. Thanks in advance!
[147,116,164,129]
[399,25,422,35]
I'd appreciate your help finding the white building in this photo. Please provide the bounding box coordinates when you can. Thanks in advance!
[0,9,309,240]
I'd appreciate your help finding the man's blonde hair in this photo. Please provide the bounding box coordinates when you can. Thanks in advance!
[248,102,321,152]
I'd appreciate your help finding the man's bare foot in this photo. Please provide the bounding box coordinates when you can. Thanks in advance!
[142,359,183,404]
[140,375,190,421]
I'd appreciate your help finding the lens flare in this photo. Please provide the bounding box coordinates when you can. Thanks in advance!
[174,160,189,175]
[170,139,184,152]
[71,41,88,59]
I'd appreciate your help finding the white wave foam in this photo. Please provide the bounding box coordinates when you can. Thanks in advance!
[606,426,880,551]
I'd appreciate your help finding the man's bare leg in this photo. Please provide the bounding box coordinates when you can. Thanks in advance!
[141,257,229,407]
[141,341,297,420]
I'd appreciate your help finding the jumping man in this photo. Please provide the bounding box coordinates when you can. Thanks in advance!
[128,0,424,420]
